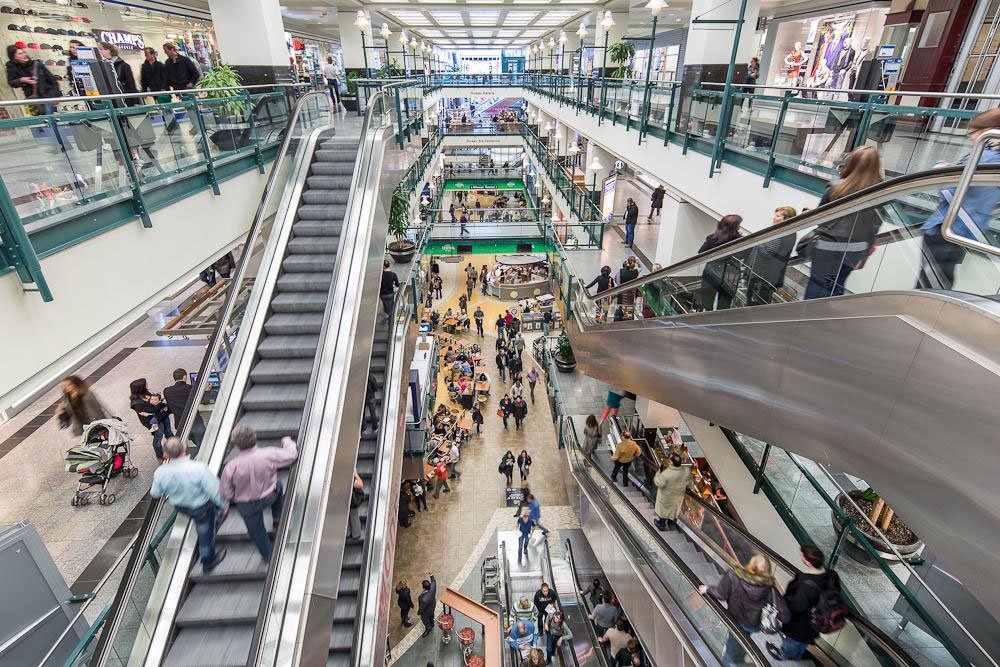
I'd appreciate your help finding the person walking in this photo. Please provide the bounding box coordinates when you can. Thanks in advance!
[527,493,549,535]
[139,47,167,100]
[582,414,601,457]
[411,478,428,512]
[449,202,457,224]
[396,578,415,628]
[100,42,139,105]
[510,378,525,401]
[458,294,468,315]
[499,394,512,430]
[623,197,639,248]
[130,378,172,461]
[465,262,478,285]
[432,273,443,300]
[220,427,298,561]
[472,404,484,434]
[653,453,688,530]
[599,618,633,659]
[544,611,573,665]
[432,459,450,498]
[56,376,108,437]
[599,390,624,424]
[499,450,516,486]
[163,368,206,445]
[649,184,666,221]
[533,581,558,629]
[321,56,345,111]
[474,306,485,336]
[380,259,400,318]
[150,437,227,572]
[542,310,553,336]
[586,266,615,321]
[804,145,883,300]
[466,273,476,300]
[766,545,842,661]
[746,207,797,306]
[516,512,536,562]
[508,350,523,381]
[418,574,438,637]
[496,350,508,382]
[447,441,462,479]
[496,314,506,337]
[610,431,642,487]
[460,213,469,236]
[699,555,780,667]
[364,374,380,433]
[348,471,365,540]
[580,578,604,607]
[6,46,61,114]
[514,332,525,361]
[512,396,528,431]
[526,367,540,403]
[162,42,200,92]
[517,449,532,481]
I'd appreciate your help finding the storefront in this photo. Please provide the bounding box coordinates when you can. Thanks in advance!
[760,3,891,94]
[286,34,337,84]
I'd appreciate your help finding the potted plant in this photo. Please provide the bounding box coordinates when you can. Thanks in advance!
[195,64,245,151]
[831,488,923,565]
[387,188,415,264]
[343,71,362,112]
[553,332,576,373]
[607,42,636,79]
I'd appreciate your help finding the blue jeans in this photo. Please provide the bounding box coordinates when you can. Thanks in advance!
[625,223,635,246]
[723,624,758,667]
[150,419,173,460]
[518,532,530,555]
[805,248,866,300]
[236,482,284,560]
[777,635,809,660]
[545,633,561,664]
[175,501,219,568]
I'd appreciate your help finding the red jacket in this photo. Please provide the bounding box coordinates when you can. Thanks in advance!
[434,462,448,480]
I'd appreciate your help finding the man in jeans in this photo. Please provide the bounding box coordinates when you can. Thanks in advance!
[623,197,639,248]
[380,259,400,318]
[516,512,536,563]
[150,437,228,572]
[220,426,298,561]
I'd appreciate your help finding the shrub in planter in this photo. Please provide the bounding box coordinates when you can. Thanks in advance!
[832,489,923,563]
[553,332,576,373]
[387,188,415,264]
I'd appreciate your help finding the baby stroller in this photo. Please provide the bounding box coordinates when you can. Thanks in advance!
[65,418,138,506]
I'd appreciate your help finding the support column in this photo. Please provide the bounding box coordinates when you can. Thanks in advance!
[561,31,581,75]
[676,0,760,131]
[338,9,370,73]
[653,192,718,266]
[207,0,294,84]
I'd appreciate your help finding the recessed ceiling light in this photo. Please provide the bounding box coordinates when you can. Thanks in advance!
[419,29,445,36]
[430,10,464,24]
[469,10,501,24]
[505,11,538,24]
[521,28,546,36]
[496,29,521,36]
[389,10,431,24]
[472,30,494,36]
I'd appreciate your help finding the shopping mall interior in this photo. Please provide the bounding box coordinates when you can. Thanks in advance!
[1,0,1000,666]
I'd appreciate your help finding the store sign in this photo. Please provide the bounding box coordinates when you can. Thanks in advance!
[613,159,626,172]
[92,29,145,51]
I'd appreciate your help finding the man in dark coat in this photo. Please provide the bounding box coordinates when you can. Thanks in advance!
[418,574,437,637]
[162,42,200,91]
[623,197,639,248]
[649,184,665,220]
[163,368,205,445]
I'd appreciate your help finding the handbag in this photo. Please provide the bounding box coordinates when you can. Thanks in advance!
[497,408,505,417]
[795,228,834,259]
[759,587,789,634]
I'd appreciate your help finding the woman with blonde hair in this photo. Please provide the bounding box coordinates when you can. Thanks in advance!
[699,554,781,666]
[804,144,884,299]
[395,577,414,627]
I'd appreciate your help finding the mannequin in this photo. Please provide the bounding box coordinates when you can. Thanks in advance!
[813,61,832,99]
[832,38,857,89]
[849,37,871,89]
[784,42,804,80]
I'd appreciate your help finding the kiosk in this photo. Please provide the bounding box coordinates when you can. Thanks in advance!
[485,254,551,300]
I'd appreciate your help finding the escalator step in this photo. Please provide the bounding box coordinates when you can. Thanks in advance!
[250,358,314,383]
[237,410,301,438]
[271,291,327,313]
[276,272,333,292]
[332,593,358,621]
[283,253,336,273]
[257,335,320,359]
[328,622,356,650]
[242,384,308,411]
[338,567,362,594]
[188,543,268,583]
[218,512,273,538]
[311,161,355,176]
[264,313,324,335]
[343,543,363,569]
[293,220,345,237]
[288,236,340,254]
[175,581,262,626]
[315,149,360,163]
[307,175,354,190]
[301,189,350,206]
[297,204,348,221]
[164,625,253,667]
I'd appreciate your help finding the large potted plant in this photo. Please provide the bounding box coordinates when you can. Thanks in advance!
[553,332,576,373]
[607,42,636,79]
[387,188,415,264]
[343,71,362,112]
[196,64,245,151]
[831,488,923,565]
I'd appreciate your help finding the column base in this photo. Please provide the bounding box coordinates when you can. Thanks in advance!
[230,64,296,86]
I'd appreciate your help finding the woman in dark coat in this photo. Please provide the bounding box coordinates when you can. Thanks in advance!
[517,449,532,481]
[396,578,415,627]
[698,214,744,310]
[746,206,797,306]
[57,375,108,436]
[129,378,172,461]
[6,45,60,113]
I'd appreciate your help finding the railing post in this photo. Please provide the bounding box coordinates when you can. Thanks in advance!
[852,95,882,151]
[664,83,676,146]
[828,518,854,569]
[183,93,221,196]
[106,108,155,226]
[752,443,771,494]
[243,90,266,174]
[0,179,52,301]
[763,91,792,188]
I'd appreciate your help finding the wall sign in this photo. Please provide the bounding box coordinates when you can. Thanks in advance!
[92,29,145,51]
[613,159,626,171]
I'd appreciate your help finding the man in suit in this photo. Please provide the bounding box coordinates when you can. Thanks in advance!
[164,368,204,445]
[418,573,437,637]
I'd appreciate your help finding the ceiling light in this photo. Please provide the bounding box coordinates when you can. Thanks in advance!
[568,141,579,155]
[588,156,603,171]
[411,36,419,47]
[400,29,408,43]
[645,0,667,16]
[353,10,370,30]
[380,23,392,39]
[559,30,567,44]
[547,36,555,49]
[601,11,614,28]
[576,21,587,38]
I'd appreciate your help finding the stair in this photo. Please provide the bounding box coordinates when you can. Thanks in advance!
[163,135,360,667]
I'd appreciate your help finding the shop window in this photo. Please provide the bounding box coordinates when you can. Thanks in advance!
[917,11,950,49]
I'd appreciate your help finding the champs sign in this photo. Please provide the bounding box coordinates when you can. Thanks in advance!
[91,29,145,51]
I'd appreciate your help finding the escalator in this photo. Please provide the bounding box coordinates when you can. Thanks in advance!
[90,86,411,666]
[559,164,1000,649]
[562,540,609,667]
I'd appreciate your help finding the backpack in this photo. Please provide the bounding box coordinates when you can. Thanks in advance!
[804,577,849,634]
[759,587,789,634]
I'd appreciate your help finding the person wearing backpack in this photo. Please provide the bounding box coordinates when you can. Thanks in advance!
[766,544,843,661]
[698,554,779,667]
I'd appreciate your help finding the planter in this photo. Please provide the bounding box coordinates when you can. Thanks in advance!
[387,241,415,264]
[832,490,923,566]
[553,353,576,373]
[343,96,359,112]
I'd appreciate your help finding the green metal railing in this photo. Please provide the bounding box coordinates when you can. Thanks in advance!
[0,84,309,301]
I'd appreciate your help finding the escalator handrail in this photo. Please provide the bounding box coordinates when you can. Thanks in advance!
[563,539,610,667]
[540,538,580,667]
[569,164,1000,303]
[941,127,1000,258]
[562,417,771,666]
[500,540,521,667]
[90,90,335,665]
[681,491,920,667]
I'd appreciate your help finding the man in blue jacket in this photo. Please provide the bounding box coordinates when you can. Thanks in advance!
[918,108,1000,290]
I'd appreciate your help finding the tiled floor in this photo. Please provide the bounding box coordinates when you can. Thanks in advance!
[388,251,571,653]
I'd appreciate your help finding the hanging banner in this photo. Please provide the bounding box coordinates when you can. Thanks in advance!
[91,29,145,51]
